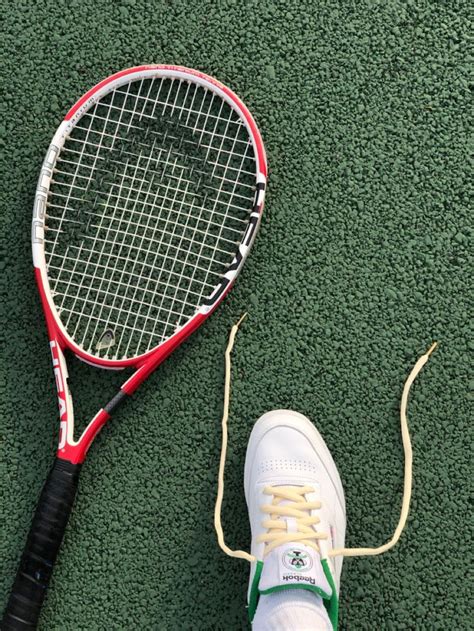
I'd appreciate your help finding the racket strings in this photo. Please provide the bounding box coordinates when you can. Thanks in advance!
[44,77,257,359]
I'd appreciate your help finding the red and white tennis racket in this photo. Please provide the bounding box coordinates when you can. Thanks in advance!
[2,65,266,630]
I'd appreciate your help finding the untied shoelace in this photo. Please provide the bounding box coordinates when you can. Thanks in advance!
[214,314,437,562]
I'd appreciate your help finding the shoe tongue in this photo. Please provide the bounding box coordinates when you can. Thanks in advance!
[258,543,332,599]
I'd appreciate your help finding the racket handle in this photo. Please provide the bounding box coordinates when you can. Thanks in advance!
[1,459,81,631]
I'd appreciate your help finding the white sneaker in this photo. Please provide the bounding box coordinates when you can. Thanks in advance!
[244,410,346,629]
[215,323,435,629]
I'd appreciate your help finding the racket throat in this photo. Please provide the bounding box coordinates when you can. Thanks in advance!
[103,389,130,415]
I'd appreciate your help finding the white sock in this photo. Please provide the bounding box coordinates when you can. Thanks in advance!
[252,589,332,631]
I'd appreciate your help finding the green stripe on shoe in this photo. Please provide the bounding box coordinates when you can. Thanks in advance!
[259,583,331,600]
[321,558,339,630]
[248,560,264,622]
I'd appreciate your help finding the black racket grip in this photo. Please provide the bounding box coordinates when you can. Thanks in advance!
[2,459,81,631]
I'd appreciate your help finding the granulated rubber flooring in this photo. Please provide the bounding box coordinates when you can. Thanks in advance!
[1,2,470,629]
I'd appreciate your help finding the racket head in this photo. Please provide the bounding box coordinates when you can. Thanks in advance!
[32,65,266,368]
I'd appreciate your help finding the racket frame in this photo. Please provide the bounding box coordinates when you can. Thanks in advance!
[2,65,266,631]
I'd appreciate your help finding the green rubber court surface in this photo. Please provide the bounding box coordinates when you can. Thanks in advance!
[1,1,471,629]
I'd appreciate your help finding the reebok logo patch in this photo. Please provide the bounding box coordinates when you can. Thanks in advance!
[282,547,313,572]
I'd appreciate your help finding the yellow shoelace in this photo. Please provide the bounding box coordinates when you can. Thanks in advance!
[214,315,437,562]
[258,485,327,555]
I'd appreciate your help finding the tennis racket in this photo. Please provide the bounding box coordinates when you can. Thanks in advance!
[2,65,266,630]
